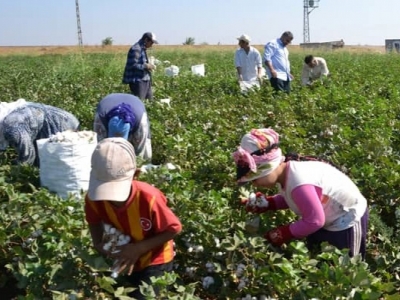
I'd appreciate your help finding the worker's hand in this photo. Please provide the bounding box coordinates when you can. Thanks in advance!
[264,224,294,247]
[240,192,273,214]
[237,74,243,82]
[270,69,278,78]
[145,63,156,71]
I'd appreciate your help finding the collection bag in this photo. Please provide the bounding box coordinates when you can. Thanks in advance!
[36,131,97,199]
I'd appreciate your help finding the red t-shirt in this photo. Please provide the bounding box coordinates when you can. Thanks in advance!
[85,180,182,271]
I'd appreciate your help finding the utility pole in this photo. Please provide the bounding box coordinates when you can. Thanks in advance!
[303,0,320,43]
[75,0,83,46]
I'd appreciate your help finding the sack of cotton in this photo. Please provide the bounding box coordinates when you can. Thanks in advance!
[36,130,97,199]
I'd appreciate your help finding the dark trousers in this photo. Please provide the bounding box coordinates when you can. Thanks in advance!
[126,261,173,299]
[129,81,153,100]
[306,209,369,259]
[270,77,291,93]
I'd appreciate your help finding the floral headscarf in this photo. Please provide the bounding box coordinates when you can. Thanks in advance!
[232,128,283,184]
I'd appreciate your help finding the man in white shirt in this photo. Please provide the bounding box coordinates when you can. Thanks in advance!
[234,34,263,89]
[301,55,330,86]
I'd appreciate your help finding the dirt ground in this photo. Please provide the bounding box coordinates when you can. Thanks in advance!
[0,45,387,56]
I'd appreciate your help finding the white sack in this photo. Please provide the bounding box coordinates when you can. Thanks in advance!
[36,131,97,199]
[165,65,180,77]
[191,64,205,76]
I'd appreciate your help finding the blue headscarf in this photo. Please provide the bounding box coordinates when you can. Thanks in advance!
[105,103,136,130]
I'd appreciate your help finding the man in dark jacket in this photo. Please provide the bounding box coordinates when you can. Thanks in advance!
[122,32,158,100]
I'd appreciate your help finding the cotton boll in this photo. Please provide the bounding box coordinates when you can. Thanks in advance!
[255,195,269,207]
[195,245,204,253]
[165,162,176,170]
[202,276,215,289]
[109,228,116,235]
[236,264,246,277]
[249,192,256,202]
[116,240,127,246]
[31,229,43,238]
[110,260,121,278]
[123,235,131,243]
[237,278,247,290]
[103,243,111,251]
[103,224,111,233]
[206,262,215,273]
[185,267,195,277]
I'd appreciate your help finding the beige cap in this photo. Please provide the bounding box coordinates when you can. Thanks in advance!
[88,137,136,201]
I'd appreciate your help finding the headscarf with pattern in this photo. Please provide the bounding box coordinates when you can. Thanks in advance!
[232,128,284,184]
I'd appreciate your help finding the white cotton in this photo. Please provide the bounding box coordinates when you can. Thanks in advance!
[202,276,214,289]
[48,130,97,144]
[236,264,246,277]
[103,243,111,251]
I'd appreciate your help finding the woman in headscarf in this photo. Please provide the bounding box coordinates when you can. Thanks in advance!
[93,93,152,161]
[0,100,79,166]
[233,128,368,258]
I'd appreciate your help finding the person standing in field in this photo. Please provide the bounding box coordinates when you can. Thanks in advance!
[233,128,368,258]
[85,137,182,299]
[93,93,152,161]
[263,31,294,93]
[122,32,158,100]
[301,55,330,86]
[0,99,79,166]
[234,34,263,85]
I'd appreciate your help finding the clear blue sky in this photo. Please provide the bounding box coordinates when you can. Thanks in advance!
[0,0,398,46]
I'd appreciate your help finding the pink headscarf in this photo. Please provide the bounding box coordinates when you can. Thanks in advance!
[232,128,283,184]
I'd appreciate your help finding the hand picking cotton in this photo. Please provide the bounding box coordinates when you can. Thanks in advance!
[102,223,131,278]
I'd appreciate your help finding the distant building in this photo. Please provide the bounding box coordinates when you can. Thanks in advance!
[385,39,400,53]
[300,39,344,50]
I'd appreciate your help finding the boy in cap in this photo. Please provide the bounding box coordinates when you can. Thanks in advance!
[84,137,182,299]
[93,93,152,161]
[233,128,368,258]
[122,32,158,100]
